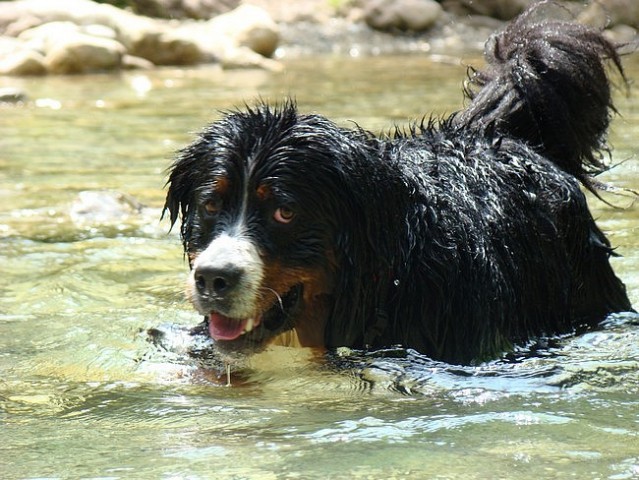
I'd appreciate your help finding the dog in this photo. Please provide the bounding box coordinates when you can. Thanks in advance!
[163,7,634,365]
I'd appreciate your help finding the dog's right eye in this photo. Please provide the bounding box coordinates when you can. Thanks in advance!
[202,199,221,216]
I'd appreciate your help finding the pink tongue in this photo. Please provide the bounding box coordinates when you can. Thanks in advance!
[208,313,249,341]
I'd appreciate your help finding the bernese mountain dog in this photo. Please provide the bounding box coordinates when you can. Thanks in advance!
[163,6,634,365]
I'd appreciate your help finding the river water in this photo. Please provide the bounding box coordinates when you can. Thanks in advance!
[1,54,638,479]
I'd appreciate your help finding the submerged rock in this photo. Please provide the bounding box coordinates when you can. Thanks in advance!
[70,190,145,226]
[0,86,28,103]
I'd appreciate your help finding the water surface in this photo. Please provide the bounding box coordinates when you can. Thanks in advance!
[1,54,639,479]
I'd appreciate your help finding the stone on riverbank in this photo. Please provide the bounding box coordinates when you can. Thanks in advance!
[363,0,443,32]
[45,33,126,74]
[121,54,155,70]
[0,0,635,77]
[0,0,279,75]
[0,48,46,75]
[119,22,205,66]
[579,0,639,29]
[208,4,279,57]
[441,0,532,20]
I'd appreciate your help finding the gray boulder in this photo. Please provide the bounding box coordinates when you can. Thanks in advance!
[363,0,443,32]
[45,33,125,74]
[0,48,46,75]
[0,0,280,73]
[207,4,279,57]
[579,0,639,29]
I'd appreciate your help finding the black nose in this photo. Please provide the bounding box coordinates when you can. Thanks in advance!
[194,265,243,296]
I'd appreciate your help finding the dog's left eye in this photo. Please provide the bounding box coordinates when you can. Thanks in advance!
[273,206,296,224]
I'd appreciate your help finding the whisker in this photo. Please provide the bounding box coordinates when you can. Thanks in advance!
[262,287,284,311]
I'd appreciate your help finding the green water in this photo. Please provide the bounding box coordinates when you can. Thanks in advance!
[1,54,639,479]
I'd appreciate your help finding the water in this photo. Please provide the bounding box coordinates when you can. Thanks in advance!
[1,53,639,479]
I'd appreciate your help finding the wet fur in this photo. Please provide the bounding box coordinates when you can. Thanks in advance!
[164,6,633,364]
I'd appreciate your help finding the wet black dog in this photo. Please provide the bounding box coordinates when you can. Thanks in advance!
[164,7,633,364]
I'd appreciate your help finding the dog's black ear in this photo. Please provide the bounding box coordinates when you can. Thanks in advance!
[162,159,187,231]
[163,142,205,250]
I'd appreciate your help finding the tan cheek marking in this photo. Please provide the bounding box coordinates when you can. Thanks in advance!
[260,258,335,348]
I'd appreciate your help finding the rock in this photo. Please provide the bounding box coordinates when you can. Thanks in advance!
[3,15,42,37]
[148,31,204,65]
[132,29,202,66]
[121,54,155,70]
[441,0,532,21]
[11,21,131,74]
[81,24,118,40]
[115,16,204,65]
[70,190,144,226]
[603,24,639,48]
[0,0,128,33]
[3,0,205,67]
[246,0,335,24]
[0,0,281,71]
[181,0,240,20]
[0,87,28,103]
[174,4,281,67]
[128,0,184,18]
[363,0,443,32]
[208,4,279,57]
[45,33,126,74]
[0,48,46,75]
[0,36,24,56]
[579,0,639,29]
[18,21,81,52]
[220,44,284,71]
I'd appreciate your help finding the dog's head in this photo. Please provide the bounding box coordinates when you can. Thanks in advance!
[164,102,403,355]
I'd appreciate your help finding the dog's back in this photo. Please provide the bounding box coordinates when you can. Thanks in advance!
[454,6,633,326]
[357,8,634,363]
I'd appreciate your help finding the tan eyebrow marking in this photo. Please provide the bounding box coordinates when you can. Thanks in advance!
[256,183,272,201]
[214,175,229,195]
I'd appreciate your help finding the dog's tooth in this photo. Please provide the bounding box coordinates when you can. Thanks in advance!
[243,318,255,334]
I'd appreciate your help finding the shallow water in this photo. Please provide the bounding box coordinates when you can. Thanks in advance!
[1,53,639,479]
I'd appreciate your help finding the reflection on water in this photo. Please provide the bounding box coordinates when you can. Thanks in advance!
[1,54,639,479]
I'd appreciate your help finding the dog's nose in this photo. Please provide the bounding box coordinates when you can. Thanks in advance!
[194,265,243,296]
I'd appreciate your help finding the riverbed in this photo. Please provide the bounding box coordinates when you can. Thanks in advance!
[1,53,639,479]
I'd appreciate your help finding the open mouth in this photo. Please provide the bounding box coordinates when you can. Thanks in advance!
[207,284,304,344]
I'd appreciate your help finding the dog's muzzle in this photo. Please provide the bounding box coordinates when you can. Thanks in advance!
[189,233,264,332]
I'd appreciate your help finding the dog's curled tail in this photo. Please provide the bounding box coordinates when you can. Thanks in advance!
[456,4,626,187]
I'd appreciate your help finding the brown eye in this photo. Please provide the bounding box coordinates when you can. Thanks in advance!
[273,206,295,224]
[203,199,221,216]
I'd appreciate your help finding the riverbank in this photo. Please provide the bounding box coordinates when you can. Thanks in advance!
[0,0,637,79]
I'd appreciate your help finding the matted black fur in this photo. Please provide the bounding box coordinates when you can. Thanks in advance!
[164,6,633,365]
